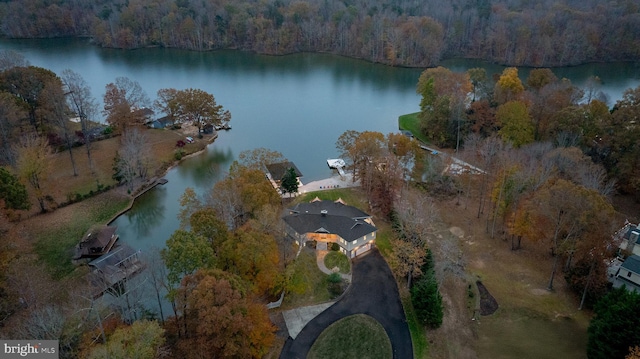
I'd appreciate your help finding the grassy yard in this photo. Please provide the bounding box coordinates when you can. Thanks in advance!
[324,251,350,273]
[26,191,131,279]
[401,294,428,359]
[431,196,592,359]
[398,112,429,144]
[308,314,392,359]
[283,249,334,308]
[29,127,212,217]
[297,188,367,209]
[17,127,203,278]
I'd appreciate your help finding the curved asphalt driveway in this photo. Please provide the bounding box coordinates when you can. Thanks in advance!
[279,249,413,359]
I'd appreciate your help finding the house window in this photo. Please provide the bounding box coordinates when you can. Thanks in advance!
[628,271,633,278]
[354,239,358,244]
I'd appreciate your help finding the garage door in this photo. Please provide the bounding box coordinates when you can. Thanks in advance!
[354,242,371,257]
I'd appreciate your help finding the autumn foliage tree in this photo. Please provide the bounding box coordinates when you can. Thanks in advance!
[14,133,51,212]
[169,269,275,359]
[155,88,231,136]
[103,77,150,132]
[218,226,280,295]
[416,67,471,148]
[496,101,534,148]
[511,179,615,291]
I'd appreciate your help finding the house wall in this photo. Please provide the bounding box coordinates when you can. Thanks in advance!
[618,267,640,287]
[344,231,377,251]
[307,233,339,243]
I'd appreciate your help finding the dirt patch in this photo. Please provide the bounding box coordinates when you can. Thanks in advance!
[449,226,465,238]
[531,288,551,296]
[426,276,478,359]
[476,281,498,316]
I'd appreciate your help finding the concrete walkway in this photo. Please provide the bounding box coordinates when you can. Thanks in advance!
[298,173,360,194]
[282,302,335,339]
[316,250,352,282]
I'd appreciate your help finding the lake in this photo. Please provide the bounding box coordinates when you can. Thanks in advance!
[1,38,639,251]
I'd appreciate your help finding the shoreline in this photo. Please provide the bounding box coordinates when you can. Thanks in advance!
[106,131,220,225]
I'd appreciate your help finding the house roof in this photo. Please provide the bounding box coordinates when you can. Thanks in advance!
[74,226,118,259]
[623,225,640,242]
[288,200,371,219]
[266,162,303,180]
[621,255,640,274]
[283,200,376,242]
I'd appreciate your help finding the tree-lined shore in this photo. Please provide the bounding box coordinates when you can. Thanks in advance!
[1,0,639,67]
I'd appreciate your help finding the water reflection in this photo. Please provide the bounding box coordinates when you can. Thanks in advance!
[175,146,234,189]
[124,187,167,238]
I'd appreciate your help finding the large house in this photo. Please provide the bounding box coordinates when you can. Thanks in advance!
[613,255,640,293]
[283,198,377,258]
[609,223,640,292]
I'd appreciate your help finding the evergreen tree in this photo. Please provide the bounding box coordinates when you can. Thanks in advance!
[411,272,443,328]
[280,167,298,197]
[0,167,30,210]
[588,287,640,359]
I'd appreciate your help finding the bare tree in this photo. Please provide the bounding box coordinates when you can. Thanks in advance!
[0,49,29,71]
[42,78,78,176]
[143,247,169,324]
[114,128,150,192]
[0,92,24,166]
[61,69,98,172]
[394,186,439,249]
[18,305,65,340]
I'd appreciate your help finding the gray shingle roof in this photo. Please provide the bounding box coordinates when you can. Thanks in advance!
[621,255,640,274]
[288,200,371,219]
[283,200,376,242]
[266,162,303,180]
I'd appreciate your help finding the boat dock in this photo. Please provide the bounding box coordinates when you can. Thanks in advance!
[327,159,346,176]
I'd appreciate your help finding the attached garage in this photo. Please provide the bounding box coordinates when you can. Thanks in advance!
[353,242,372,258]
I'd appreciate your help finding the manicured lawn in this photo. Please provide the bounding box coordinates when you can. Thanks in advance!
[296,188,367,210]
[402,294,428,359]
[308,314,392,359]
[283,249,334,308]
[398,112,429,144]
[324,251,350,273]
[374,222,393,259]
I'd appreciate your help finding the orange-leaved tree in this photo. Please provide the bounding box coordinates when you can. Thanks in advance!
[171,269,275,359]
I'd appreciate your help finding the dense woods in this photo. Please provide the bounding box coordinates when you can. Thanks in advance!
[1,0,639,67]
[416,65,640,201]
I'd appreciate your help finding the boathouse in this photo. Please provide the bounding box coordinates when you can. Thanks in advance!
[74,226,119,260]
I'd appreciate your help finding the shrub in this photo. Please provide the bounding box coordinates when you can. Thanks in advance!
[174,149,185,160]
[330,242,340,251]
[327,273,343,298]
[176,140,186,148]
[103,126,113,135]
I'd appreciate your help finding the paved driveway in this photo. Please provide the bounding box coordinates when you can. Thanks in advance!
[279,249,413,359]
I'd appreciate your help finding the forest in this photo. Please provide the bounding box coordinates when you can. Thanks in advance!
[0,0,639,67]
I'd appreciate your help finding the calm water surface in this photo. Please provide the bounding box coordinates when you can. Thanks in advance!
[1,38,639,251]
